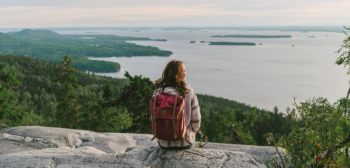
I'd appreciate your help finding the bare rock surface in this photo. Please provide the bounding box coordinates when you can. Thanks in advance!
[0,126,281,167]
[204,142,285,164]
[0,126,156,155]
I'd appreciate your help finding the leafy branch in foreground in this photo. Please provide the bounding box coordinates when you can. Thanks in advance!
[278,98,350,167]
[267,133,286,168]
[335,26,350,98]
[275,26,350,168]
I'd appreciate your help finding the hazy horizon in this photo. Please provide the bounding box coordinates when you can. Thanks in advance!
[1,0,349,28]
[0,26,347,34]
[0,25,346,28]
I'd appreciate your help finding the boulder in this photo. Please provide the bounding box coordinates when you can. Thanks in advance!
[0,126,156,155]
[0,126,283,167]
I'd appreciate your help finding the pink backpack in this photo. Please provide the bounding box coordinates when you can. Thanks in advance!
[150,94,186,141]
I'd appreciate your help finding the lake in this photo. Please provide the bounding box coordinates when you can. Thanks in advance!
[57,28,348,112]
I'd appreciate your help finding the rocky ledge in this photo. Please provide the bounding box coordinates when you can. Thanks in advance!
[0,126,284,168]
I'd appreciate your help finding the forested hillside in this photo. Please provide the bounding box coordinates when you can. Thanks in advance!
[0,29,172,72]
[0,54,294,146]
[0,54,130,131]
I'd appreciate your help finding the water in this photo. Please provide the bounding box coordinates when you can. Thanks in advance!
[57,29,348,112]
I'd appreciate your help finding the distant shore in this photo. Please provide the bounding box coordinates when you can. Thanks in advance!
[212,35,292,38]
[209,42,256,46]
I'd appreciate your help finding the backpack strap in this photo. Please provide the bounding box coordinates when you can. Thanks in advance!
[184,134,192,144]
[151,96,157,141]
[171,94,178,139]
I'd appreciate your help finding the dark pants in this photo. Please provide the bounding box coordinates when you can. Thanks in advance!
[125,141,196,152]
[159,141,196,150]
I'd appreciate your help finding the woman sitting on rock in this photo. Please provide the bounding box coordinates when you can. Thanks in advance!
[151,60,201,149]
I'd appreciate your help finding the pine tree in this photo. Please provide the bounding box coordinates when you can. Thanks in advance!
[102,83,113,104]
[116,71,154,133]
[82,82,132,132]
[55,55,79,128]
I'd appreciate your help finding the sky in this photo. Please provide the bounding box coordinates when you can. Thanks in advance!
[0,0,349,28]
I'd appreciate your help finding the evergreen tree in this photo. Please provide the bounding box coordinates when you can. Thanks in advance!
[0,62,22,128]
[116,71,154,133]
[205,108,257,145]
[80,82,132,132]
[55,55,80,128]
[102,83,113,103]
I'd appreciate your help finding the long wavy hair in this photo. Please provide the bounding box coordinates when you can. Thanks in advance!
[154,60,189,97]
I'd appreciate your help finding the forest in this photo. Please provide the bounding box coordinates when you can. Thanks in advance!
[0,29,172,72]
[0,54,292,145]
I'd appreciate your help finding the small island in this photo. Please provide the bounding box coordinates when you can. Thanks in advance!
[209,42,256,46]
[211,35,292,38]
[153,39,167,41]
[190,41,196,43]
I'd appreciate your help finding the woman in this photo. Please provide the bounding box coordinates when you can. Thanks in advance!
[153,60,201,149]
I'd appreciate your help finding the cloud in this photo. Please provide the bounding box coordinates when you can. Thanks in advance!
[1,4,237,23]
[0,1,349,27]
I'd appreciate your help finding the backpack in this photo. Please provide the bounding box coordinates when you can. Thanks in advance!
[150,94,187,141]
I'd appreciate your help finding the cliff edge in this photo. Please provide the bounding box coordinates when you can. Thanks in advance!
[0,126,283,167]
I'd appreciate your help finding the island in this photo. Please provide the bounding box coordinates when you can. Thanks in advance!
[211,35,292,38]
[153,39,167,41]
[209,42,256,46]
[0,29,172,72]
[190,41,196,43]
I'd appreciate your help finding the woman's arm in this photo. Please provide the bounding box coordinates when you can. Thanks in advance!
[190,90,201,132]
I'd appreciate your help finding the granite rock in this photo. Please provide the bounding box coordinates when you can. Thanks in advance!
[0,126,283,167]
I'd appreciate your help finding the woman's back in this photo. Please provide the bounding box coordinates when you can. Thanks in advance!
[151,60,201,149]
